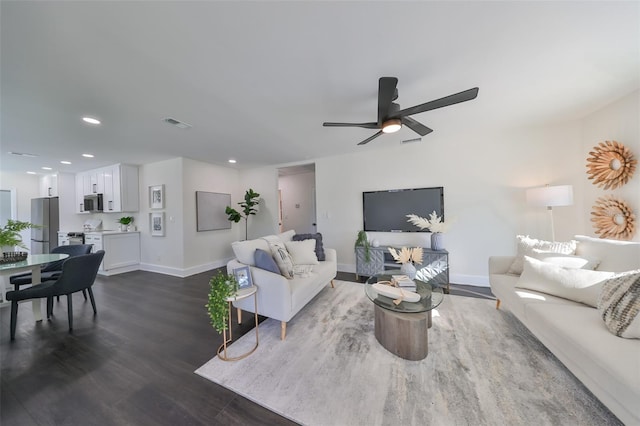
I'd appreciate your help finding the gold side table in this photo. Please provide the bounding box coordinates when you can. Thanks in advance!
[217,286,259,361]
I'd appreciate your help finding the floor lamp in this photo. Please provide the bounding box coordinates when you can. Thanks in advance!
[526,185,574,241]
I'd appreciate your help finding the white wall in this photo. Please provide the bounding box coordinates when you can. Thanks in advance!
[579,90,639,241]
[315,123,589,284]
[279,171,316,234]
[138,158,185,275]
[181,157,240,274]
[0,171,39,250]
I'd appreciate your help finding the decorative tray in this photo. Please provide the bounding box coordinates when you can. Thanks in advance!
[1,251,28,264]
[371,283,420,303]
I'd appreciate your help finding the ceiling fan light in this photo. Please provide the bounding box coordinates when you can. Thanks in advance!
[382,119,401,133]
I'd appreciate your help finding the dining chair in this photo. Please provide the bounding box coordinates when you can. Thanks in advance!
[10,244,94,288]
[6,250,105,340]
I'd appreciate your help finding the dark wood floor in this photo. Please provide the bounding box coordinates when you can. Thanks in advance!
[1,268,297,426]
[1,269,493,425]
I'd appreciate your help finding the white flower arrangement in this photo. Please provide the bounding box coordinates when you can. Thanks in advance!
[388,247,423,265]
[406,211,452,233]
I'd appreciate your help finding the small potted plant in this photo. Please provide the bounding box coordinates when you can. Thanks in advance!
[0,219,38,262]
[205,272,239,334]
[117,216,134,232]
[355,230,371,262]
[407,211,453,250]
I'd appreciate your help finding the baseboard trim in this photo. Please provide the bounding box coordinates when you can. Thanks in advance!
[139,258,232,278]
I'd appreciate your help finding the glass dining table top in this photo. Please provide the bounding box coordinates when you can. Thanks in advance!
[0,253,69,272]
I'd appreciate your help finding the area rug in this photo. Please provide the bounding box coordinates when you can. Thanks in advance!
[195,281,620,426]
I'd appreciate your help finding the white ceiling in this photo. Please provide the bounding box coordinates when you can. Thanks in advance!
[1,1,639,175]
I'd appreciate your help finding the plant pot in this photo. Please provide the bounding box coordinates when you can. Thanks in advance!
[400,262,417,280]
[431,233,444,251]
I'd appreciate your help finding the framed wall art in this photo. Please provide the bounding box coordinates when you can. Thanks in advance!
[196,191,232,232]
[149,184,165,209]
[150,212,165,237]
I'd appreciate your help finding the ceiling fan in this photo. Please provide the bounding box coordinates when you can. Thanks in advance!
[323,77,479,145]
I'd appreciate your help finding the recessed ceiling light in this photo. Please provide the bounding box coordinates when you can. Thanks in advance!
[228,159,237,164]
[27,171,37,175]
[42,167,52,170]
[60,161,72,165]
[82,117,101,125]
[82,153,94,158]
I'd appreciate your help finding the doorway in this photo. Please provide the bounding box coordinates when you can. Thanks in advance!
[277,164,316,234]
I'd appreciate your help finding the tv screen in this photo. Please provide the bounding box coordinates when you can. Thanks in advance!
[363,187,444,232]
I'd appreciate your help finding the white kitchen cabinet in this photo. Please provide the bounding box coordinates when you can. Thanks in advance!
[75,164,139,214]
[39,174,59,197]
[85,231,140,275]
[75,174,88,213]
[58,232,70,246]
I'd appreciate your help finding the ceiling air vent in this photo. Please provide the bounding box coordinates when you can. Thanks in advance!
[401,137,422,145]
[163,117,192,129]
[8,151,38,157]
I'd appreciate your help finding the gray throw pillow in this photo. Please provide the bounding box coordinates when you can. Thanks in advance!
[292,233,325,261]
[254,249,280,275]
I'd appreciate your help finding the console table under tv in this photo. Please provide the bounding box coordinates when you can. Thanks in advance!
[355,245,450,294]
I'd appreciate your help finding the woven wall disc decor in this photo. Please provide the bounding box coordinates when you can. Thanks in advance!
[586,140,637,190]
[591,195,636,240]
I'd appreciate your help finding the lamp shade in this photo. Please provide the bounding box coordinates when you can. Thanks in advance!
[526,185,574,207]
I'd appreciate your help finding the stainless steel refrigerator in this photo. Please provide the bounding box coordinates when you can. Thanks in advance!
[31,197,59,254]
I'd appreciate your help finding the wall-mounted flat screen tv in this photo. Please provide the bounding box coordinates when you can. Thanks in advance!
[363,187,444,232]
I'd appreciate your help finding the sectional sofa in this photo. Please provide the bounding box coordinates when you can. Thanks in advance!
[489,235,640,425]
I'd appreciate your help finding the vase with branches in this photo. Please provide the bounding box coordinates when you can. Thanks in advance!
[225,189,260,240]
[407,211,453,250]
[388,246,423,279]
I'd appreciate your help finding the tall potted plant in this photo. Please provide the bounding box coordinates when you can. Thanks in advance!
[225,188,260,240]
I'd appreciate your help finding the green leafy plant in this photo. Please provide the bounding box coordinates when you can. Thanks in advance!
[0,220,39,250]
[205,272,239,334]
[117,216,134,225]
[354,230,371,262]
[226,188,260,240]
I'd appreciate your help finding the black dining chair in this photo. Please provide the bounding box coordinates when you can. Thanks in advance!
[10,244,94,288]
[6,250,105,340]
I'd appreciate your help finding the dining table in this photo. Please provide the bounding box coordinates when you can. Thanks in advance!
[0,253,69,321]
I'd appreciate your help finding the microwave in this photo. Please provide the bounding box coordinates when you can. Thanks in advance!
[84,194,104,212]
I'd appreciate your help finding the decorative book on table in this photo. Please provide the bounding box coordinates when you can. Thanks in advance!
[391,275,416,290]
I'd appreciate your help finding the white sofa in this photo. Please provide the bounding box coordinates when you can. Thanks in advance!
[227,230,337,340]
[489,235,640,425]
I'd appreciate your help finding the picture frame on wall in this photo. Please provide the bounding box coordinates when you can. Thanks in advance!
[149,184,165,209]
[233,266,253,289]
[150,212,165,237]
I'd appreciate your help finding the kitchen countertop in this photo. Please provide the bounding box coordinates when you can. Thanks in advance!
[85,230,141,235]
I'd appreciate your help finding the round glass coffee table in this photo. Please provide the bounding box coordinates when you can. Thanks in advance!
[365,271,444,360]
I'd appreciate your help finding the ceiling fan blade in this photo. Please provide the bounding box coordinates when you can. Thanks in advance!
[391,87,479,118]
[378,77,398,125]
[401,117,433,137]
[357,131,384,146]
[323,122,379,129]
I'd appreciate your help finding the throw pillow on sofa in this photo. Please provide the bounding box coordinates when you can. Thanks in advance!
[292,233,326,261]
[285,239,319,266]
[530,249,600,270]
[508,235,577,275]
[516,256,614,307]
[254,248,281,275]
[598,270,640,339]
[263,236,295,279]
[575,234,640,272]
